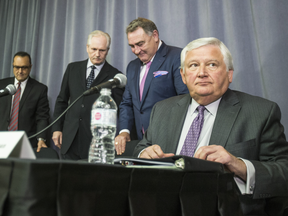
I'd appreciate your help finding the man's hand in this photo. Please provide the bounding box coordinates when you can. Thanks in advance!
[194,145,247,181]
[36,140,47,152]
[52,131,63,149]
[139,144,174,159]
[114,132,131,155]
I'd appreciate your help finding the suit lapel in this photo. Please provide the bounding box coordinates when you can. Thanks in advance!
[131,60,142,106]
[209,89,241,148]
[4,78,14,113]
[140,42,167,107]
[165,94,191,153]
[19,77,33,111]
[80,59,88,91]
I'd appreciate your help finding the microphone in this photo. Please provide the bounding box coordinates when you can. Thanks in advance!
[0,84,17,98]
[83,73,127,96]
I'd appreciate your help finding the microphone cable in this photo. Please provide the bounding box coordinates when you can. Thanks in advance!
[28,93,83,139]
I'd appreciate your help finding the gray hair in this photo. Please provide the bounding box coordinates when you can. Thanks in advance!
[87,30,111,49]
[180,37,234,73]
[126,17,158,36]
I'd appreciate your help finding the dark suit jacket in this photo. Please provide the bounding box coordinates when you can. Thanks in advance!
[52,59,124,158]
[134,89,288,215]
[118,41,189,139]
[0,77,50,148]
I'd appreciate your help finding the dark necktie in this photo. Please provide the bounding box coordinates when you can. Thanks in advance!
[180,105,206,157]
[86,66,95,89]
[9,82,21,131]
[139,61,152,101]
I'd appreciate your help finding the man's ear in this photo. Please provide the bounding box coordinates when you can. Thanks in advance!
[180,68,187,85]
[152,30,159,42]
[228,70,233,83]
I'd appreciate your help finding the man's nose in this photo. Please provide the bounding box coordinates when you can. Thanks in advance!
[133,46,141,55]
[198,65,207,77]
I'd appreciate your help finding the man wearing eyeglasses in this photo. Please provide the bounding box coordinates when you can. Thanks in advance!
[0,51,50,152]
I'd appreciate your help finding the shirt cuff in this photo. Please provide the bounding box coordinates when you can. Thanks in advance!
[138,148,146,158]
[119,129,130,134]
[234,158,255,195]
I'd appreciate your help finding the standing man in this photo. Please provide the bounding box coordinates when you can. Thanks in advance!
[52,30,124,160]
[115,17,188,155]
[134,37,288,215]
[0,51,50,152]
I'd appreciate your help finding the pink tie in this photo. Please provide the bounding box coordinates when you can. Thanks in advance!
[139,61,152,101]
[9,82,21,131]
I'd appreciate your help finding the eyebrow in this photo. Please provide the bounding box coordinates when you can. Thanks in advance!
[129,40,144,47]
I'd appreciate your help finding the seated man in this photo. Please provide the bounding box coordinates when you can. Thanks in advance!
[134,37,288,215]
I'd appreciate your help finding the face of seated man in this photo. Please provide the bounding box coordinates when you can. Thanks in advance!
[180,45,233,106]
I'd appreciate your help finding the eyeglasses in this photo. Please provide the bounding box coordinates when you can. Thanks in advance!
[13,66,31,70]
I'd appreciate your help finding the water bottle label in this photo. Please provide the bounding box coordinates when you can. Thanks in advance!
[91,109,117,125]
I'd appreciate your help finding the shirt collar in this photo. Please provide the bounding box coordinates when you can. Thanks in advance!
[190,97,221,116]
[14,77,29,85]
[87,58,105,70]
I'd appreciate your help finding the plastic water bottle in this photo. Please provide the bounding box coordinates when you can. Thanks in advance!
[88,88,117,164]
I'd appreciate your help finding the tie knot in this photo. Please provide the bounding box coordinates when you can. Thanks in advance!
[146,61,152,67]
[197,105,205,114]
[17,82,21,88]
[91,65,96,70]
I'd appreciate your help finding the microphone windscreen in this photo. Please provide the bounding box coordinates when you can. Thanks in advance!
[7,84,17,95]
[114,73,127,88]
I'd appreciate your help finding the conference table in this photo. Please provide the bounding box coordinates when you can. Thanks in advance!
[0,158,243,216]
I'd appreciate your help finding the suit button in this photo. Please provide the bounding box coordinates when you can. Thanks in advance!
[81,104,84,108]
[79,118,82,121]
[140,112,143,114]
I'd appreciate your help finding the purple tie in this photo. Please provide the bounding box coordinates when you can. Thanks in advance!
[180,105,205,157]
[139,61,152,101]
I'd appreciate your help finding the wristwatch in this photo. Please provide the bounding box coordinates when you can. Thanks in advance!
[37,138,46,142]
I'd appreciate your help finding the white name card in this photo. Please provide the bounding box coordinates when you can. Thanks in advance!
[0,131,36,159]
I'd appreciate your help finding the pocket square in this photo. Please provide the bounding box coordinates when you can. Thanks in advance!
[153,71,169,78]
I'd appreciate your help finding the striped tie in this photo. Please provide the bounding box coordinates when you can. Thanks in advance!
[8,82,21,131]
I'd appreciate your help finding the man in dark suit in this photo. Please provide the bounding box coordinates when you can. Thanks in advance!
[115,17,188,155]
[52,30,124,160]
[134,37,288,215]
[0,51,50,152]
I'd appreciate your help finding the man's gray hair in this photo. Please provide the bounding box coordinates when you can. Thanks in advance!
[180,37,234,73]
[126,17,158,36]
[87,30,111,49]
